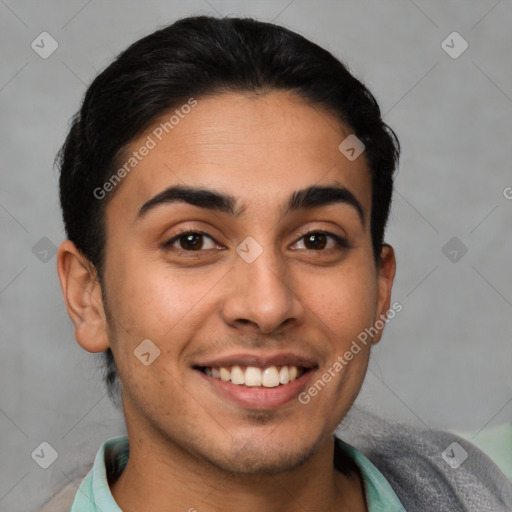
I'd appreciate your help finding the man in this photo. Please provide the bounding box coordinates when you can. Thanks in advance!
[52,15,511,511]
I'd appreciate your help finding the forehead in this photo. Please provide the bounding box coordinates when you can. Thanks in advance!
[106,90,372,223]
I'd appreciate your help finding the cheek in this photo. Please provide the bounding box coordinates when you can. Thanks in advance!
[307,264,379,338]
[106,257,222,340]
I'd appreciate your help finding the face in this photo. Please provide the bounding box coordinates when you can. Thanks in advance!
[61,90,395,475]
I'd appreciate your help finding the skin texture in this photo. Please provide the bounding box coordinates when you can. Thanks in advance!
[57,90,396,512]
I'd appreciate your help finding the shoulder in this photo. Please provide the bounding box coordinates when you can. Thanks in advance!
[38,478,87,512]
[38,436,128,512]
[338,407,512,512]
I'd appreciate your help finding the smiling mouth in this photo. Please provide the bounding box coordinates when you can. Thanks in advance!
[195,365,310,388]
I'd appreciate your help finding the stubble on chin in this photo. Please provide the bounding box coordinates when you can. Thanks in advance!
[210,429,321,477]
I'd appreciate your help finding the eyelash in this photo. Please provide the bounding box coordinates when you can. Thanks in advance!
[162,228,351,255]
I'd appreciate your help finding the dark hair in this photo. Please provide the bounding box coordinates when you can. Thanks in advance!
[57,15,400,401]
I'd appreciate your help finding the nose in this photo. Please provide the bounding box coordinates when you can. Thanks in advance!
[221,244,305,335]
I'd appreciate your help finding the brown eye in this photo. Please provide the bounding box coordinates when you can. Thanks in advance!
[293,231,350,251]
[303,233,328,250]
[163,231,219,252]
[178,233,204,251]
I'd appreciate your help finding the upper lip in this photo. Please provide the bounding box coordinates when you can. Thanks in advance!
[193,352,319,369]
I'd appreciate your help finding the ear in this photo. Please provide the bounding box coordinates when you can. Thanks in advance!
[371,244,396,344]
[57,240,110,353]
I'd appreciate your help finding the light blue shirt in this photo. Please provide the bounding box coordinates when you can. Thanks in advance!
[69,436,406,511]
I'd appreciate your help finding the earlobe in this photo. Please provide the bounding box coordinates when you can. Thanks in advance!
[372,243,396,344]
[57,240,110,353]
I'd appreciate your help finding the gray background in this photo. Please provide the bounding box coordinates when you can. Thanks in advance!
[1,1,511,510]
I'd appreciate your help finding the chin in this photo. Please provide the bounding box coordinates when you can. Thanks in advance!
[201,432,321,476]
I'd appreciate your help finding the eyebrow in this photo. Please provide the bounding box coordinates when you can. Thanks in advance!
[136,183,365,226]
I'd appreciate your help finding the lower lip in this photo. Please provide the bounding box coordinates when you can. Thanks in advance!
[196,369,316,410]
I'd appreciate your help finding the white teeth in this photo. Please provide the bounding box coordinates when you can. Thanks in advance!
[279,366,290,384]
[203,364,304,387]
[244,366,262,386]
[231,365,245,385]
[262,366,280,387]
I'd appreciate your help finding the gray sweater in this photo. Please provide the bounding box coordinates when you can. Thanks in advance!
[338,407,512,511]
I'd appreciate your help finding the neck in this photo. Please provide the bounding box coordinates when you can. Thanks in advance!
[110,430,367,512]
